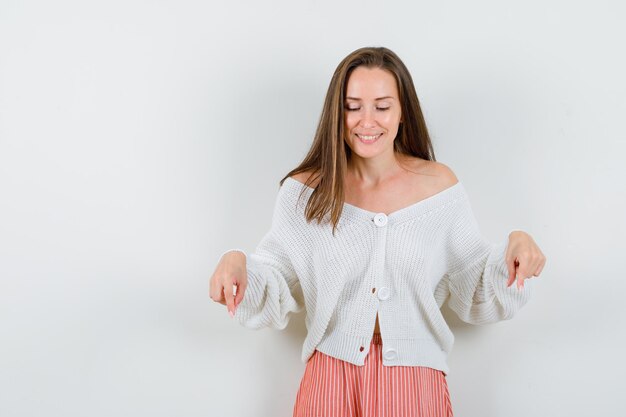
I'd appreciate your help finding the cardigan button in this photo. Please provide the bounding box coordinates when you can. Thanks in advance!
[373,213,388,227]
[359,346,364,352]
[377,286,390,300]
[383,347,397,360]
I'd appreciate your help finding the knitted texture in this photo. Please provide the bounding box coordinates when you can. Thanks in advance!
[232,177,535,376]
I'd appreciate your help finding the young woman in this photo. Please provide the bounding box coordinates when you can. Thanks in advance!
[209,46,546,417]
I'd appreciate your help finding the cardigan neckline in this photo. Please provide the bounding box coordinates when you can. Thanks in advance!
[282,176,465,225]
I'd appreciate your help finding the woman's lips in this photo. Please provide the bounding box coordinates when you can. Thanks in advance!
[356,133,382,143]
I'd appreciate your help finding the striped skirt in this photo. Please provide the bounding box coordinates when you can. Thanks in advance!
[293,333,454,417]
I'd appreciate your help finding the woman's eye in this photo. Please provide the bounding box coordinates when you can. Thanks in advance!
[345,107,390,111]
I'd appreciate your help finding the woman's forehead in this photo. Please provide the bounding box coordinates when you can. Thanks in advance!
[346,67,398,98]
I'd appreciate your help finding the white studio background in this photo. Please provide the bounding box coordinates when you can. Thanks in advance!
[1,1,624,416]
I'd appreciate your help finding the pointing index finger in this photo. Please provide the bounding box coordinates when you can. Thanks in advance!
[223,279,236,317]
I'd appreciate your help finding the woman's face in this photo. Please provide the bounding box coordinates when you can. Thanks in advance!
[343,66,402,160]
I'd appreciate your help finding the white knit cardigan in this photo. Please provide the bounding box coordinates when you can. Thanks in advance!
[230,177,535,375]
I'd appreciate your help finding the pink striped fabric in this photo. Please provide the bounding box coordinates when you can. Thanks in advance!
[293,333,453,417]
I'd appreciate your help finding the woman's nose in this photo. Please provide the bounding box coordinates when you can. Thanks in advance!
[360,108,377,127]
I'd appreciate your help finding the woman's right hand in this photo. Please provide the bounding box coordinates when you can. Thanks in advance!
[209,251,247,318]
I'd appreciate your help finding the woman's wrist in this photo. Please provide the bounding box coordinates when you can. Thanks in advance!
[219,248,247,262]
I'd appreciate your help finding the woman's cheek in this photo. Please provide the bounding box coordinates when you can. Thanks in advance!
[345,114,357,128]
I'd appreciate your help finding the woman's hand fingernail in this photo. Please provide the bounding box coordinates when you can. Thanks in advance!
[229,310,234,318]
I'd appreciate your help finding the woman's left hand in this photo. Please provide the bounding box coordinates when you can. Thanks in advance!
[505,231,546,289]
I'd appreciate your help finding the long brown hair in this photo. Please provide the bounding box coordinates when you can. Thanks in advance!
[279,46,436,235]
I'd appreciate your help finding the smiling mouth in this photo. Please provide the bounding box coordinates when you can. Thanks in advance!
[356,133,383,142]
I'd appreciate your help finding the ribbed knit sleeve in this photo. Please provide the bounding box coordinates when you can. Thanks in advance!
[444,188,535,325]
[233,186,305,330]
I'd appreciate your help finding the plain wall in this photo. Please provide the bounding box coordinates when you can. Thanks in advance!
[1,0,624,416]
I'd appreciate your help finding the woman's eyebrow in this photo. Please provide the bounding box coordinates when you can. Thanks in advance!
[345,96,395,101]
